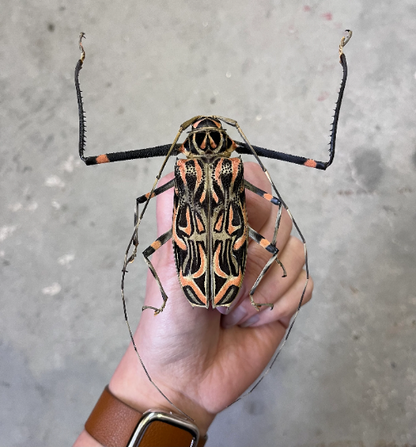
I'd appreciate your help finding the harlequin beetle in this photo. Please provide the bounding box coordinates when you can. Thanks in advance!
[75,31,351,311]
[75,30,351,412]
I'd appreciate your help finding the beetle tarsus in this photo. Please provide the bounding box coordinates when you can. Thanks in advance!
[250,296,274,312]
[79,32,86,63]
[142,303,166,315]
[276,258,287,277]
[339,29,352,57]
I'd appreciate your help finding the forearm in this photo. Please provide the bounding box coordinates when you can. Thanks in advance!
[73,334,214,447]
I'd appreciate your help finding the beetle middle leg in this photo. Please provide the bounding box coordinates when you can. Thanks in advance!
[121,180,175,316]
[133,179,175,247]
[141,229,173,315]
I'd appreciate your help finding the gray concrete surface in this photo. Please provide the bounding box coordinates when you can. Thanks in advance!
[1,1,416,446]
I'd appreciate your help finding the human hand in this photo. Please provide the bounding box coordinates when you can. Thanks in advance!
[108,161,312,435]
[74,161,313,447]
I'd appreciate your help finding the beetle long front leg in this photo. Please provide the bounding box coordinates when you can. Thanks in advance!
[226,31,352,171]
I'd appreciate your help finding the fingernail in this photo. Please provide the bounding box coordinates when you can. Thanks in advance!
[240,314,260,328]
[222,306,247,328]
[217,306,231,315]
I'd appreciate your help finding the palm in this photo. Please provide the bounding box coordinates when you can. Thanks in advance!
[139,270,287,415]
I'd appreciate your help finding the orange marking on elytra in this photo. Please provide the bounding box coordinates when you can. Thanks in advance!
[194,160,203,187]
[196,215,205,233]
[227,206,238,235]
[193,244,206,278]
[96,154,110,164]
[264,193,273,202]
[199,189,206,204]
[172,206,187,250]
[230,158,240,185]
[213,244,227,278]
[304,159,317,168]
[179,271,207,305]
[233,234,247,251]
[214,158,223,184]
[182,207,192,236]
[215,212,224,232]
[214,271,243,305]
[177,160,188,185]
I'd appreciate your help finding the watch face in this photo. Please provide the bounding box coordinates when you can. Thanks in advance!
[128,411,199,447]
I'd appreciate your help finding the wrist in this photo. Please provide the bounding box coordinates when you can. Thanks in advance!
[79,385,208,447]
[109,342,215,437]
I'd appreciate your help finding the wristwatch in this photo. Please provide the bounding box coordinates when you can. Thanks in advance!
[85,385,207,447]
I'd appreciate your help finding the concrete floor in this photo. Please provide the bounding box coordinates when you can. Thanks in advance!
[1,1,416,446]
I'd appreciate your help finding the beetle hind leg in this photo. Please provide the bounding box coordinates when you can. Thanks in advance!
[248,227,287,311]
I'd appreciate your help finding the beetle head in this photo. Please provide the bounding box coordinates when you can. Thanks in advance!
[180,117,235,157]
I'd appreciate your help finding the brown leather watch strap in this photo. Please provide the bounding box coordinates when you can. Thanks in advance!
[85,385,207,447]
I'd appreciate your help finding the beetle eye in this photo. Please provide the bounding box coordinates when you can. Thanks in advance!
[195,133,205,148]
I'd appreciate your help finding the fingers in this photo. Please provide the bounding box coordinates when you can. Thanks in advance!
[242,209,293,297]
[155,172,175,235]
[222,236,311,328]
[243,162,278,234]
[241,272,313,329]
[246,235,306,307]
